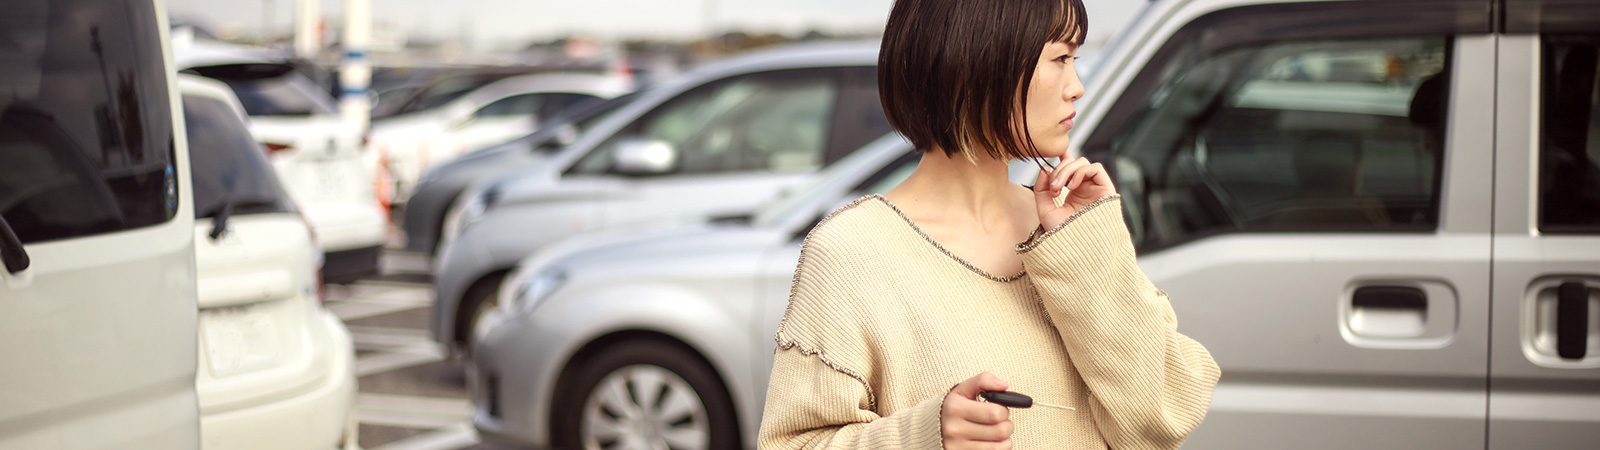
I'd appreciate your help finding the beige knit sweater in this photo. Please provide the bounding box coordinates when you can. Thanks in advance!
[757,195,1220,450]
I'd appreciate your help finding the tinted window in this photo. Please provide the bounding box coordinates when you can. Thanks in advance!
[1539,35,1600,233]
[476,93,542,118]
[476,93,600,120]
[1086,37,1450,251]
[188,64,338,117]
[182,95,293,218]
[0,0,178,243]
[574,70,838,175]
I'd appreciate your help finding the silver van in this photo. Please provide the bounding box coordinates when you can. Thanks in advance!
[477,0,1600,448]
[0,0,201,448]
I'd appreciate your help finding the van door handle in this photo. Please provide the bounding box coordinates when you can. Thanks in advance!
[1557,281,1590,360]
[1348,285,1428,338]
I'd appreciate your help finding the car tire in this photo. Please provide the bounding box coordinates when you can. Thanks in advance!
[552,340,740,450]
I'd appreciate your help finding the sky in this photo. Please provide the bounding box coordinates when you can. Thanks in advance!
[167,0,1145,50]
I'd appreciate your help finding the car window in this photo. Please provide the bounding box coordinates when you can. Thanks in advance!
[0,0,179,244]
[476,92,601,121]
[185,64,338,117]
[1087,37,1450,252]
[476,93,543,118]
[182,95,293,218]
[1538,35,1600,233]
[573,69,839,176]
[539,93,605,121]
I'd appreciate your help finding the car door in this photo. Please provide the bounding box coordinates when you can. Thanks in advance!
[0,0,200,448]
[584,68,852,226]
[1073,2,1494,448]
[1486,3,1600,447]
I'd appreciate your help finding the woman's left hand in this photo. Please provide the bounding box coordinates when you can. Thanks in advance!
[1034,157,1117,230]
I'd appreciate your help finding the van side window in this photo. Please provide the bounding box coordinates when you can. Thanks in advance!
[0,0,178,244]
[1088,37,1450,252]
[1538,35,1600,233]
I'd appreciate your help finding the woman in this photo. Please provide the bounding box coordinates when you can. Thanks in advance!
[756,0,1221,449]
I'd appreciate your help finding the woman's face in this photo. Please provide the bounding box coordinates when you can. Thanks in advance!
[1022,40,1085,159]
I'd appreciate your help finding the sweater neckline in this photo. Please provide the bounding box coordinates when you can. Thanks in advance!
[866,195,1028,283]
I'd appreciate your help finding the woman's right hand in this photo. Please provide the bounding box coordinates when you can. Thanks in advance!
[942,372,1015,450]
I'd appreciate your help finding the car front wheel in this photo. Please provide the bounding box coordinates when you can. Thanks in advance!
[553,340,739,450]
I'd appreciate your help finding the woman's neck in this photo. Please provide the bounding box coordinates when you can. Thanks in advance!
[885,148,1025,229]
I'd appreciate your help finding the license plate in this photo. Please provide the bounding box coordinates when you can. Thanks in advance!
[201,304,284,377]
[313,161,349,198]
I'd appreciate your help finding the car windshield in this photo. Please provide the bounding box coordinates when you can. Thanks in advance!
[182,95,293,218]
[187,64,338,116]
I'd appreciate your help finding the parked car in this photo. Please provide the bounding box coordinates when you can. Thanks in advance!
[0,0,200,447]
[401,91,639,255]
[176,41,387,283]
[469,133,928,449]
[430,41,895,359]
[367,72,632,205]
[476,0,1600,448]
[180,75,359,450]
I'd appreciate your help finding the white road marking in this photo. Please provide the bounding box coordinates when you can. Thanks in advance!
[355,342,447,377]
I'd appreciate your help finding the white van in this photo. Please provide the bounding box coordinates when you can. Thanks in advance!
[175,41,387,284]
[179,75,358,450]
[0,0,200,448]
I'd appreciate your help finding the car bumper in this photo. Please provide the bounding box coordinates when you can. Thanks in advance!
[323,245,382,284]
[304,201,387,253]
[469,309,562,448]
[200,312,358,450]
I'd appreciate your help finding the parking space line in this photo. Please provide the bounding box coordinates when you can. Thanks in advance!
[355,343,446,377]
[329,299,430,322]
[351,329,436,351]
[367,423,479,450]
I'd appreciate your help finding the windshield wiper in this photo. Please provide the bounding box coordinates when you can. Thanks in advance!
[0,214,29,274]
[205,198,281,240]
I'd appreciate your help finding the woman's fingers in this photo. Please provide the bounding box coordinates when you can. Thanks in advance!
[1051,157,1089,189]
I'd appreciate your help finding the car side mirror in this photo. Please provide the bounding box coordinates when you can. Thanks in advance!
[611,138,676,175]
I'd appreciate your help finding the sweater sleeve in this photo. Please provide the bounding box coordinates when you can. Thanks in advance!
[1017,195,1221,450]
[756,344,946,450]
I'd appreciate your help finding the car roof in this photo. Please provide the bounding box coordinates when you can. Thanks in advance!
[173,39,292,70]
[461,72,633,105]
[672,40,880,85]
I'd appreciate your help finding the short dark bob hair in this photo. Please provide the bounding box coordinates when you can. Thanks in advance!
[879,0,1089,161]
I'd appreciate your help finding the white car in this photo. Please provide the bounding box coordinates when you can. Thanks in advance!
[367,72,633,204]
[180,75,358,450]
[1,0,200,447]
[176,40,386,283]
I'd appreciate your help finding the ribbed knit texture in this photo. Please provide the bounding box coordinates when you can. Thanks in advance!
[757,195,1220,450]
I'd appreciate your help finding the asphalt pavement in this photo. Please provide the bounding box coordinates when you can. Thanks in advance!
[323,229,516,450]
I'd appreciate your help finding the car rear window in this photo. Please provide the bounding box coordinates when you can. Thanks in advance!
[182,95,293,218]
[186,64,338,117]
[0,0,179,243]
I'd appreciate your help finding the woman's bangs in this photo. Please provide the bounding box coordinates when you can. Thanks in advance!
[1050,0,1090,46]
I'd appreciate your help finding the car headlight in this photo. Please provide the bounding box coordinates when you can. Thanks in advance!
[503,267,567,314]
[441,187,500,244]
